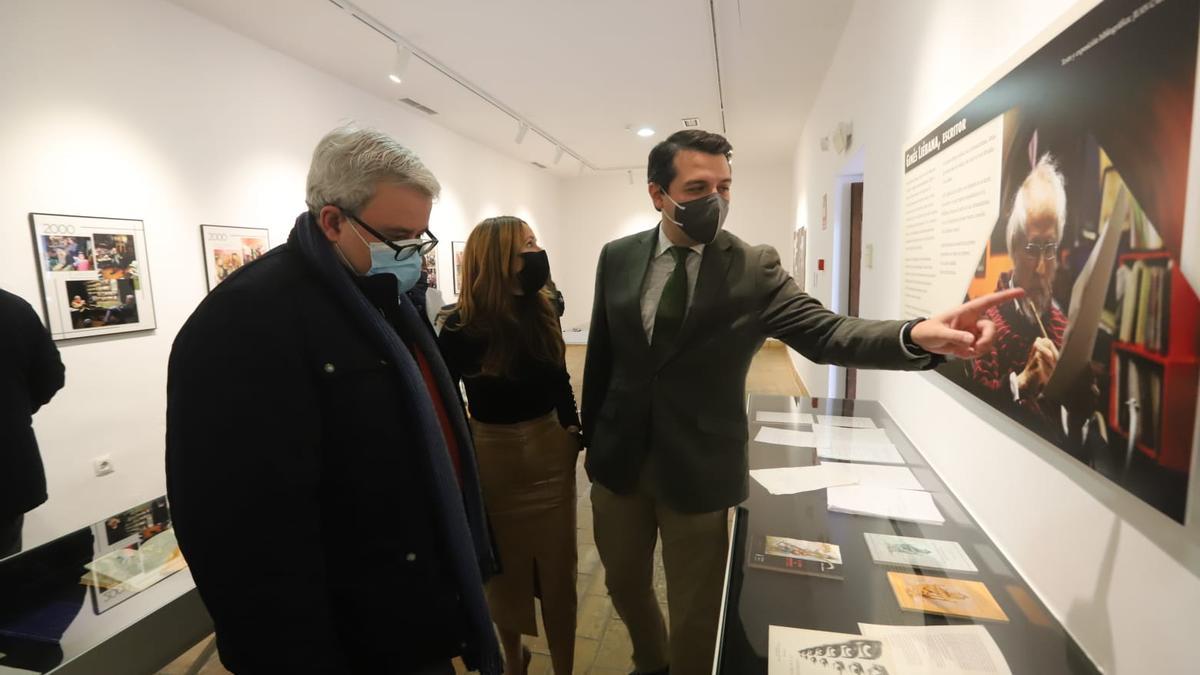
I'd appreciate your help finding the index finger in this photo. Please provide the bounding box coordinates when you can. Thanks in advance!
[961,288,1025,313]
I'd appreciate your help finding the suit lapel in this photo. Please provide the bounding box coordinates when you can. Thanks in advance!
[614,227,659,354]
[655,231,735,369]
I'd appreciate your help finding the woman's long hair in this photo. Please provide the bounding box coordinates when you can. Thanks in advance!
[449,216,564,378]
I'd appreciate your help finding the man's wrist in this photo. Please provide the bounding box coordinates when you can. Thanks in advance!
[900,318,929,357]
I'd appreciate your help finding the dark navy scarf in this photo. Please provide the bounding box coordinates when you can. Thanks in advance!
[294,212,501,674]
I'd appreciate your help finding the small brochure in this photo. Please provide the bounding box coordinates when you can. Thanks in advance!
[864,533,977,573]
[886,572,1008,622]
[769,623,1013,674]
[768,626,896,675]
[748,536,843,579]
[827,486,944,525]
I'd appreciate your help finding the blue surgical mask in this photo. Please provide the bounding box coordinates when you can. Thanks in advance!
[343,221,423,294]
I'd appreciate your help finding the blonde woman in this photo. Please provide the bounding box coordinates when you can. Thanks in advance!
[438,217,580,675]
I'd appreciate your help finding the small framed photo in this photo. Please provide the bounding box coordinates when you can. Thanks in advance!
[452,241,467,295]
[422,250,439,290]
[200,225,271,291]
[30,213,157,341]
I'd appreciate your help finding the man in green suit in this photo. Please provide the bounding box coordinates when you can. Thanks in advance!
[581,130,1020,675]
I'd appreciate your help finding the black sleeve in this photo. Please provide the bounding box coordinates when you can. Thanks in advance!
[20,299,64,412]
[165,289,349,672]
[581,245,612,446]
[554,364,580,429]
[436,313,465,390]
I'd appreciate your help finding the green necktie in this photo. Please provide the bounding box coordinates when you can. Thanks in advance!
[652,246,691,350]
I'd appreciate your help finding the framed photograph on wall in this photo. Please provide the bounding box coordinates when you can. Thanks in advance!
[30,213,157,341]
[422,250,439,290]
[452,241,466,295]
[200,224,271,291]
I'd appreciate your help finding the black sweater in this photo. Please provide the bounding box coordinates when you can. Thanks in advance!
[438,311,579,429]
[0,289,64,517]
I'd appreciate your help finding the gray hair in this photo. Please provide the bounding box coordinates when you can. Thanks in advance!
[305,126,441,215]
[1006,153,1066,254]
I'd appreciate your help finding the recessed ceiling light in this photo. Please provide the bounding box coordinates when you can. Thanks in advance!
[636,127,655,138]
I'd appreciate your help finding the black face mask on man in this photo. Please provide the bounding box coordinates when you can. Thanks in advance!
[517,250,551,296]
[660,187,730,245]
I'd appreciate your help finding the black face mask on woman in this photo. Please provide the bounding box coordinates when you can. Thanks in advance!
[517,250,550,296]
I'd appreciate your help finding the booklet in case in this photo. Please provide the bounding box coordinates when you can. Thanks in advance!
[887,571,1008,622]
[864,533,978,572]
[748,535,843,579]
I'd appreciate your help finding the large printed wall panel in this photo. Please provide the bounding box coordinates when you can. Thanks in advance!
[901,0,1200,522]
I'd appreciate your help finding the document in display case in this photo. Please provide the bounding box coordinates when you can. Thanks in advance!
[748,536,843,580]
[863,533,978,573]
[886,571,1008,622]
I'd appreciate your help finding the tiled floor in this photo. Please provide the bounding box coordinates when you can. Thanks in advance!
[161,342,805,675]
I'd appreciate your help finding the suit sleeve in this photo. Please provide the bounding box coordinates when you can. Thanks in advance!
[581,244,613,446]
[165,289,348,672]
[757,246,931,370]
[21,301,64,412]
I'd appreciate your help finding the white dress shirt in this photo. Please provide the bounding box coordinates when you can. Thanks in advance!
[640,223,704,343]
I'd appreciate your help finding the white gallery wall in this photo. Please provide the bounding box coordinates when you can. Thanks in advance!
[790,0,1200,671]
[0,0,563,551]
[554,161,794,331]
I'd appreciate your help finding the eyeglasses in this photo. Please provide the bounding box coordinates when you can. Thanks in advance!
[336,206,438,261]
[1020,241,1058,260]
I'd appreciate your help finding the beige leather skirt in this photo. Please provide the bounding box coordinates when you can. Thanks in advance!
[470,411,578,636]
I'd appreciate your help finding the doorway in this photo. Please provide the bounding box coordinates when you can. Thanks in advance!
[844,181,863,398]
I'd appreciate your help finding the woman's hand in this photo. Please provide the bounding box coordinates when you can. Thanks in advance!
[565,425,584,451]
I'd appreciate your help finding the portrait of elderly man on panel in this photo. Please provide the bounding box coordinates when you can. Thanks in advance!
[969,153,1073,440]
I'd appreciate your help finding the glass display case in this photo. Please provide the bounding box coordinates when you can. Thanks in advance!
[0,500,209,675]
[715,395,1100,674]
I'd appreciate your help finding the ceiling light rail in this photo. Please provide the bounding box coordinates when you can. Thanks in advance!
[327,0,598,171]
[707,0,728,134]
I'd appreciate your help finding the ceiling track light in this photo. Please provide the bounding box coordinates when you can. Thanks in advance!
[329,0,606,170]
[389,44,411,84]
[707,0,728,133]
[515,122,529,145]
[554,147,565,165]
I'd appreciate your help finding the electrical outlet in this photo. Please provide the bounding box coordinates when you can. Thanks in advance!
[93,455,115,477]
